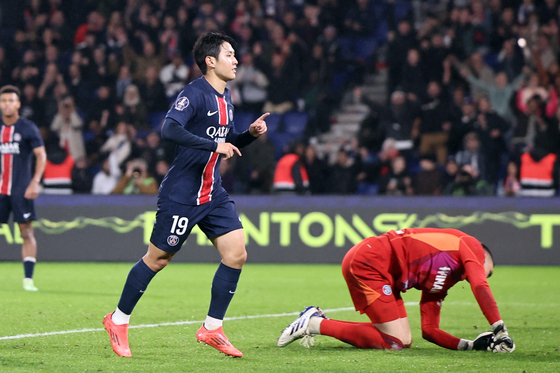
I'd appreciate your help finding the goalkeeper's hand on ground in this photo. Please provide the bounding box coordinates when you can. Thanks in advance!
[490,320,515,353]
[459,332,494,351]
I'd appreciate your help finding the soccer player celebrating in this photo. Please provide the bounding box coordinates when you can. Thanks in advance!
[278,228,515,353]
[0,85,46,292]
[103,32,268,358]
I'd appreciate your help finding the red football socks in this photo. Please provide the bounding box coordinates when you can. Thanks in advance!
[320,319,404,350]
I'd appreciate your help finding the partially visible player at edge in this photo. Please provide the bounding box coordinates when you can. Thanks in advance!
[103,32,269,358]
[0,85,46,292]
[278,228,515,353]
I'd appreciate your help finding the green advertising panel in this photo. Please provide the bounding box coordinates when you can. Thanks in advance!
[1,195,559,265]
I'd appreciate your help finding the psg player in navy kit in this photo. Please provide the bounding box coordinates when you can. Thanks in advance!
[103,32,269,358]
[0,85,46,292]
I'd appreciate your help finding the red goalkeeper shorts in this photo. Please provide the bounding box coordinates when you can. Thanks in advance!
[342,236,407,324]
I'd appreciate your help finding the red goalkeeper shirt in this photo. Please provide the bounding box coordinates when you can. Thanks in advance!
[384,228,501,349]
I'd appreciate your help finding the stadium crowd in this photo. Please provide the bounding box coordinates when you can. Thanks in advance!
[1,0,560,197]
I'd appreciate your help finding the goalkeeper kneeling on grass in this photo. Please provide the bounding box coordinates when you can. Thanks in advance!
[278,228,515,353]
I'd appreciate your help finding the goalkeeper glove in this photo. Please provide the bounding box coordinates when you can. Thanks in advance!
[459,332,494,351]
[490,320,515,353]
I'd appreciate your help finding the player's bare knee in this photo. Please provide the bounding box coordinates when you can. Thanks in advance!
[222,250,247,268]
[18,225,33,240]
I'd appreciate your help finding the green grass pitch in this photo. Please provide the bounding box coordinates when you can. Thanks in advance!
[0,262,558,372]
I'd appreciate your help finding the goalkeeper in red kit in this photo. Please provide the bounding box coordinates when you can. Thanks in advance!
[278,228,515,353]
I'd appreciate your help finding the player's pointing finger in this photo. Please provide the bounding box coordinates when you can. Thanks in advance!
[257,112,270,122]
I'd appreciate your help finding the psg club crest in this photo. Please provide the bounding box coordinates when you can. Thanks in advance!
[229,108,233,121]
[167,235,180,246]
[174,96,189,111]
[382,285,392,296]
[14,133,21,142]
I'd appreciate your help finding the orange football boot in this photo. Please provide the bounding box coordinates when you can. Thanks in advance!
[196,325,243,357]
[103,313,132,357]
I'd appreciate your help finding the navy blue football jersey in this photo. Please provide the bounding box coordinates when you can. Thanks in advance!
[0,118,43,196]
[161,77,240,206]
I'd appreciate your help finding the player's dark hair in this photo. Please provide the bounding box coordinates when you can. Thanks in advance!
[481,243,494,262]
[0,85,21,99]
[193,32,236,75]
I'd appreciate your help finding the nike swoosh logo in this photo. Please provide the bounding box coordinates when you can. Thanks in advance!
[23,213,32,219]
[207,110,218,116]
[229,290,236,294]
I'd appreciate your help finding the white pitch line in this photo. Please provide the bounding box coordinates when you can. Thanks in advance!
[5,301,552,342]
[0,307,357,341]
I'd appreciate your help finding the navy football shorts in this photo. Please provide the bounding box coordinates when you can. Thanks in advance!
[0,194,37,224]
[150,192,243,252]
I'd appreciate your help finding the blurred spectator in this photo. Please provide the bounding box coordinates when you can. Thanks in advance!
[354,146,380,195]
[503,161,521,196]
[378,155,413,196]
[441,157,460,192]
[87,85,115,128]
[138,131,173,175]
[71,156,93,194]
[229,52,269,113]
[112,159,158,195]
[120,84,149,130]
[462,66,530,120]
[92,153,121,195]
[497,39,525,82]
[401,49,426,102]
[454,132,487,183]
[413,81,452,165]
[273,142,309,195]
[458,52,496,101]
[115,65,133,101]
[303,143,329,195]
[159,55,189,101]
[20,83,44,128]
[414,155,442,195]
[242,132,276,194]
[421,33,449,84]
[139,66,169,115]
[258,47,298,114]
[100,121,131,167]
[357,87,418,154]
[85,119,109,168]
[519,148,558,197]
[386,19,417,97]
[474,97,510,186]
[327,149,358,194]
[43,133,75,195]
[154,159,170,187]
[449,97,477,155]
[123,39,166,83]
[343,0,375,37]
[443,164,492,196]
[67,63,91,113]
[50,96,86,160]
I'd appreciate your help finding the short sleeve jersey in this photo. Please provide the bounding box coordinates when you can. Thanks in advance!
[161,77,235,205]
[0,117,44,196]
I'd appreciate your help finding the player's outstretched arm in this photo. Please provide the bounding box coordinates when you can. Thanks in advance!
[226,112,270,149]
[248,112,269,137]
